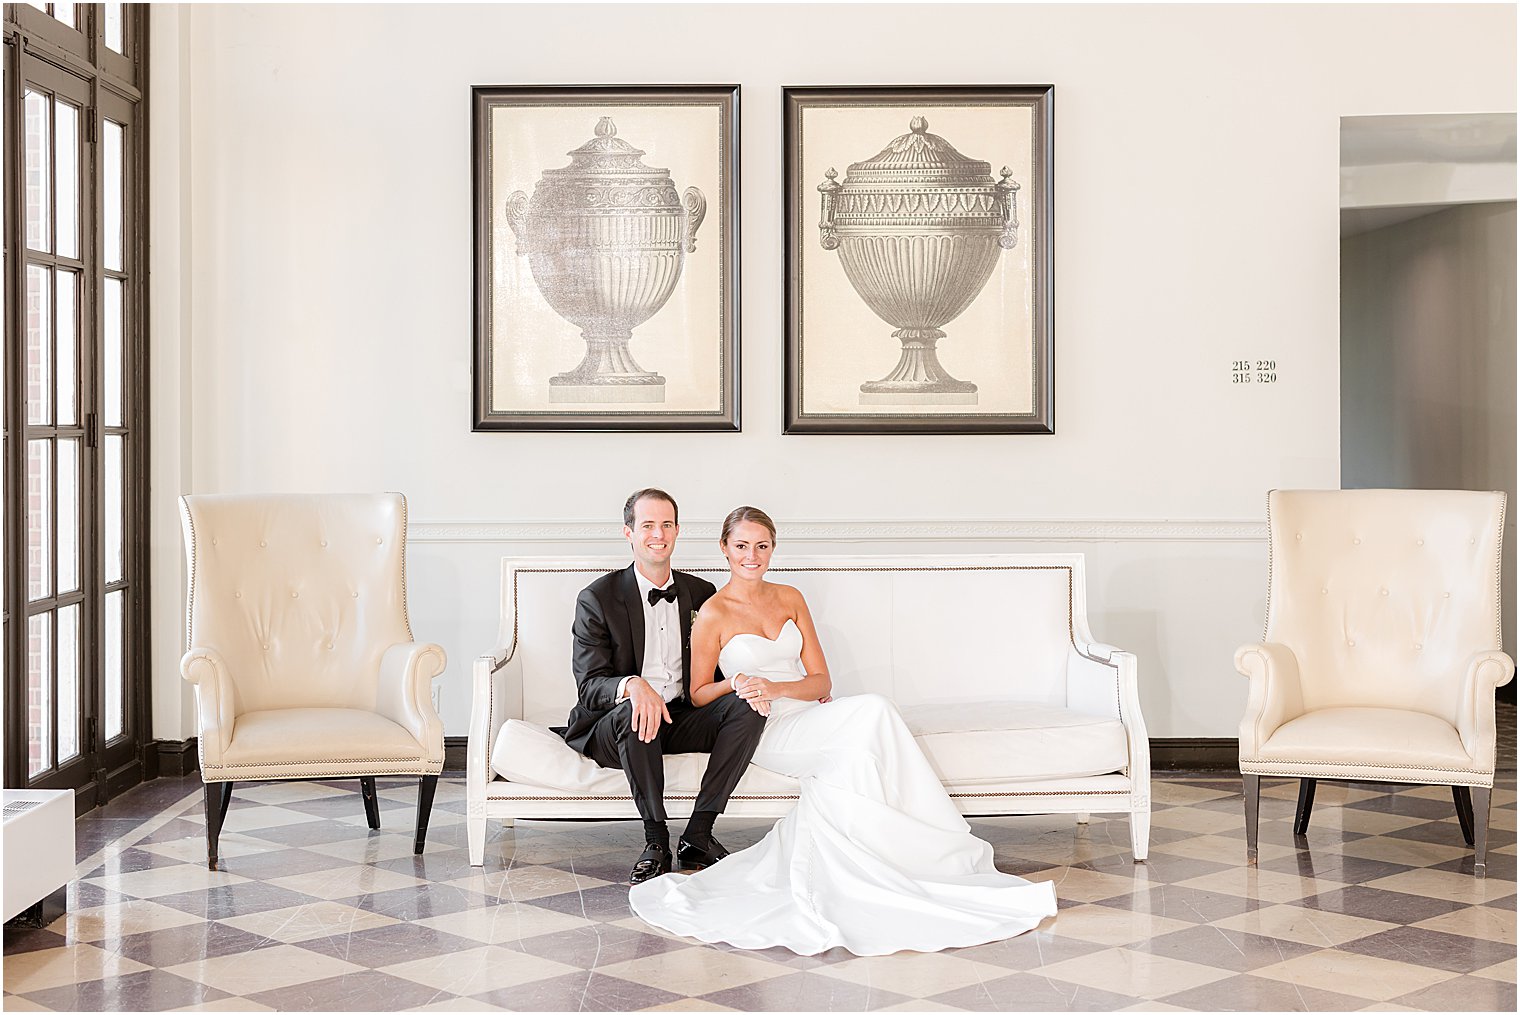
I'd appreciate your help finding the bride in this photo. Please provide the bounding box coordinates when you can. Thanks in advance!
[628,506,1058,955]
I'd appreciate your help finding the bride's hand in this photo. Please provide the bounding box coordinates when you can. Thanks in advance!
[737,675,778,705]
[732,674,770,716]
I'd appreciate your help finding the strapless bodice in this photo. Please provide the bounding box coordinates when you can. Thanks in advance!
[718,619,805,684]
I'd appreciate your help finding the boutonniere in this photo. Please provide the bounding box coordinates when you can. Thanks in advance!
[690,610,700,625]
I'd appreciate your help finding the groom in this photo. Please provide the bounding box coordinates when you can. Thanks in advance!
[562,488,768,885]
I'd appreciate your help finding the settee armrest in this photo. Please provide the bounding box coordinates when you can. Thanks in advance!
[181,647,237,768]
[377,642,447,763]
[1235,642,1305,758]
[1067,643,1124,720]
[1456,649,1516,767]
[1067,646,1149,794]
[468,647,524,790]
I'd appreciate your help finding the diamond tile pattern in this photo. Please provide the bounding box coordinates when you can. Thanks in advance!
[3,743,1515,1012]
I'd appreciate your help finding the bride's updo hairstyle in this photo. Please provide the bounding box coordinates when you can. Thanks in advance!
[719,506,777,547]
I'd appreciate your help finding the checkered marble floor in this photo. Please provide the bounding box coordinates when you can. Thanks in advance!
[4,769,1515,1012]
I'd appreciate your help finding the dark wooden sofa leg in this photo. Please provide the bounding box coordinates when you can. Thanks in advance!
[415,775,438,855]
[1243,774,1260,864]
[205,782,233,870]
[1452,785,1476,847]
[360,777,381,829]
[1293,778,1318,836]
[1472,786,1491,878]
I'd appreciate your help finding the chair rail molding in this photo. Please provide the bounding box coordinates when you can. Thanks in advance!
[409,519,1268,545]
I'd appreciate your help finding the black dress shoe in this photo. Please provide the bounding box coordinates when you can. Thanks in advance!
[677,834,729,870]
[629,842,672,885]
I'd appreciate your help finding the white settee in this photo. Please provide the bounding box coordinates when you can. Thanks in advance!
[467,553,1151,866]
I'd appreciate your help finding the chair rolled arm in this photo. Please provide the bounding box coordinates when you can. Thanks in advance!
[377,642,447,763]
[1456,649,1516,765]
[1235,641,1305,757]
[181,647,236,767]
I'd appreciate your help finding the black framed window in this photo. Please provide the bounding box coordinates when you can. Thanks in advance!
[4,1,148,808]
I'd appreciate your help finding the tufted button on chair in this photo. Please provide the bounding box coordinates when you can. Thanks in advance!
[180,493,446,869]
[1237,489,1514,876]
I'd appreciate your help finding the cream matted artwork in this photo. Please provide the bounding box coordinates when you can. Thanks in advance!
[472,86,739,431]
[784,86,1053,434]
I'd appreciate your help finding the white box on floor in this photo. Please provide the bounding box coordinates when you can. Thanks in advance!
[3,789,74,922]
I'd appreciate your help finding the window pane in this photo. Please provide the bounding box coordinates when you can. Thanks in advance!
[26,265,51,425]
[105,435,123,585]
[28,614,52,777]
[58,605,80,763]
[105,590,124,741]
[28,440,53,601]
[56,269,77,426]
[58,438,79,595]
[55,100,78,259]
[106,3,124,52]
[53,3,75,28]
[104,278,123,426]
[104,120,123,272]
[24,90,50,252]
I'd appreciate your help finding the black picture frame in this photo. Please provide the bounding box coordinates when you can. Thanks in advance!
[472,85,740,432]
[783,86,1054,435]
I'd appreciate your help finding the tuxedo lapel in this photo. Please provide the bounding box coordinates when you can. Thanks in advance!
[675,573,694,695]
[619,565,645,674]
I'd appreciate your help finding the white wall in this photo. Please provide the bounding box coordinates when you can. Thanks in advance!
[1342,202,1518,659]
[148,3,1518,741]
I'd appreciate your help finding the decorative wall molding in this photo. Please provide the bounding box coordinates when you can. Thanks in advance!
[410,518,1268,545]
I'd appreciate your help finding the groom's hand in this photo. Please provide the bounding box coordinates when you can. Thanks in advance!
[626,678,671,742]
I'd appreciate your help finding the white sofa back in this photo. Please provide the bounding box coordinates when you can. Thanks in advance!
[492,554,1104,728]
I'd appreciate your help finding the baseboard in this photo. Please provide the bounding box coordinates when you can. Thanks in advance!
[443,736,1237,774]
[445,737,468,772]
[152,738,200,777]
[1149,737,1239,771]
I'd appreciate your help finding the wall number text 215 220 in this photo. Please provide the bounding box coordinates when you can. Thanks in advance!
[1231,360,1278,384]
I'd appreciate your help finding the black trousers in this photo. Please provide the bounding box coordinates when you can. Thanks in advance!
[585,693,767,823]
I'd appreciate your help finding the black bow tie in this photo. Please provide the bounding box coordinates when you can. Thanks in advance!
[647,586,678,606]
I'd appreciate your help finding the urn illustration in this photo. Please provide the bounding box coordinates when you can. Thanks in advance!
[818,116,1018,404]
[507,117,706,403]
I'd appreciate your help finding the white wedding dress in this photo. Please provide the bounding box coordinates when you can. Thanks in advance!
[628,620,1058,955]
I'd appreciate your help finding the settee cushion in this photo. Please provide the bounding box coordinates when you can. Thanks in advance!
[225,707,427,767]
[490,700,1127,793]
[490,719,799,796]
[1249,706,1476,773]
[901,702,1128,785]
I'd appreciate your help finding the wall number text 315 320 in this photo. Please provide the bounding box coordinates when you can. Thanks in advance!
[1231,360,1277,384]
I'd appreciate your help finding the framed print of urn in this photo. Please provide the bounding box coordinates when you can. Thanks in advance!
[783,86,1053,434]
[472,85,739,431]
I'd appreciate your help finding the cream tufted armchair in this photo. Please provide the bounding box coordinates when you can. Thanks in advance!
[180,493,446,869]
[1237,489,1514,876]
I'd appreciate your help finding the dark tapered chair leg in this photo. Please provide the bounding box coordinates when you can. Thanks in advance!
[1452,785,1476,847]
[1293,778,1318,836]
[1472,786,1491,878]
[415,775,438,855]
[205,782,230,870]
[360,776,381,829]
[1243,774,1260,864]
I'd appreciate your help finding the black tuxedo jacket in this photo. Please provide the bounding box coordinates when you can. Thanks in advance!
[561,564,718,756]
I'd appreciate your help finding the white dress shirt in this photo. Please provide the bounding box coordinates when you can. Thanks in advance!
[617,570,684,704]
